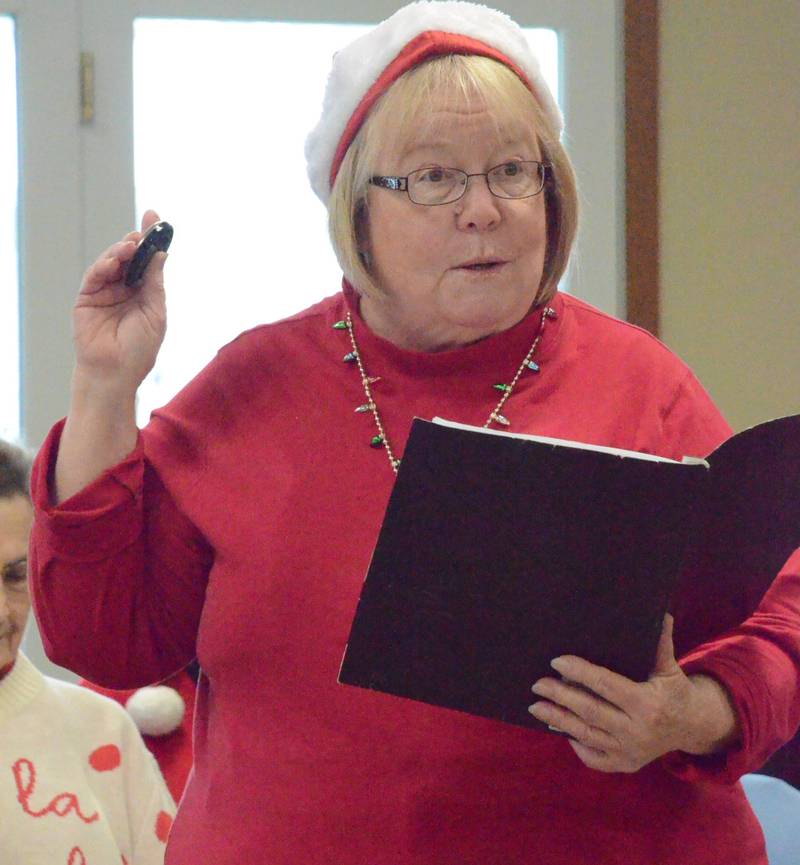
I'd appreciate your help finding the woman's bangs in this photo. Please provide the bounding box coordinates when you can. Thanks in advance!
[365,56,541,170]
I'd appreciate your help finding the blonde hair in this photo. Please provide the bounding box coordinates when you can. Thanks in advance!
[328,54,578,306]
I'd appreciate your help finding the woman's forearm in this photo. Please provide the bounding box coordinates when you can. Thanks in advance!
[54,371,139,504]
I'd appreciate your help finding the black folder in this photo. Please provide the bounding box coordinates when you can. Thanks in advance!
[339,415,800,731]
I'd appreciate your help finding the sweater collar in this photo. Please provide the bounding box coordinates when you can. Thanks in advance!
[0,651,45,721]
[340,281,563,378]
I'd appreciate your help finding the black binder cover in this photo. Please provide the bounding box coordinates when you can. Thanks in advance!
[340,414,800,730]
[339,419,709,730]
[672,413,800,656]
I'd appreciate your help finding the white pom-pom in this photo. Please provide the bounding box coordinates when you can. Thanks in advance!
[125,686,185,736]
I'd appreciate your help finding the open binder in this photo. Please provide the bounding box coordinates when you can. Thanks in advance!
[339,414,800,731]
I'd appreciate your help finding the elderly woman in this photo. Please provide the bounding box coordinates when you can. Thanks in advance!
[28,3,800,864]
[0,440,175,864]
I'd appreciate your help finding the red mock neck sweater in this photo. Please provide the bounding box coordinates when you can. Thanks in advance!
[29,289,800,864]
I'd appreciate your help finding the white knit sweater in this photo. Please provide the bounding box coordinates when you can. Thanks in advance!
[0,652,175,865]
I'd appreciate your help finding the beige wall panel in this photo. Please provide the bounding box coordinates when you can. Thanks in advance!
[660,0,799,430]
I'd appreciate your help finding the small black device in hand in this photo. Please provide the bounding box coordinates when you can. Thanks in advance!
[124,220,173,287]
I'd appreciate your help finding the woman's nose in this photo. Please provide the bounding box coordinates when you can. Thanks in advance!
[455,175,501,231]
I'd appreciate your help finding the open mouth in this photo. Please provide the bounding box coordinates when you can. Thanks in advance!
[459,261,505,272]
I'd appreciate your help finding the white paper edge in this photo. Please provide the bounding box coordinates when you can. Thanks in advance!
[430,417,710,468]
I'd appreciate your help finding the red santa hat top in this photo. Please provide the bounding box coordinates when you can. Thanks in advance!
[305,0,563,206]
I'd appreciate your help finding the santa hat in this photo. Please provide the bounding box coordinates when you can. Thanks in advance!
[305,0,562,205]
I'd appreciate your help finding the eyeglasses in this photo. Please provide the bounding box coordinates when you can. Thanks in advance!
[370,160,550,206]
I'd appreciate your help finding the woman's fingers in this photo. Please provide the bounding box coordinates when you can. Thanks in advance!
[531,676,625,727]
[141,209,161,233]
[568,739,617,772]
[546,656,637,712]
[530,699,620,752]
[529,675,627,748]
[80,242,136,296]
[81,258,119,296]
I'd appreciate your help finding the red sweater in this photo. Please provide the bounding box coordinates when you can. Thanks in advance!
[30,289,800,864]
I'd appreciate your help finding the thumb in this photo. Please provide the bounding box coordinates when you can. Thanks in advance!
[153,250,168,273]
[652,613,679,676]
[142,251,168,297]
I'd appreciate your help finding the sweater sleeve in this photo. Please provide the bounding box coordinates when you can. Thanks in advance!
[656,372,800,782]
[664,547,800,783]
[29,419,213,689]
[659,367,733,459]
[116,707,177,865]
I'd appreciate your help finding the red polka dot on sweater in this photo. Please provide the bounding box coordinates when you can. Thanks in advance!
[88,744,122,772]
[155,810,173,843]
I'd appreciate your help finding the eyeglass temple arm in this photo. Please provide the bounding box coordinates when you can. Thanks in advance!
[370,176,408,191]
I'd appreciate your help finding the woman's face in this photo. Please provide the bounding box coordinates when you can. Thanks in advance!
[361,89,548,352]
[0,494,33,669]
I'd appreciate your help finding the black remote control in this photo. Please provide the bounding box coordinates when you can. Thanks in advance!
[124,221,173,287]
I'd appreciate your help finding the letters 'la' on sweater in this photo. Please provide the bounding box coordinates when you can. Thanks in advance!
[0,652,175,865]
[29,289,800,864]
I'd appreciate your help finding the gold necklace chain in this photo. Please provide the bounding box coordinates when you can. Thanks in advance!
[335,305,557,474]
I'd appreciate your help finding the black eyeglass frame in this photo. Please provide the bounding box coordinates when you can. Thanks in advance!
[369,160,551,206]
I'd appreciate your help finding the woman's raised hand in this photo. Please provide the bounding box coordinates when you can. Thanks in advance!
[74,209,167,395]
[54,209,168,503]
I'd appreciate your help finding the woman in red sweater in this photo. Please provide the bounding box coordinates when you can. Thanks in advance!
[29,3,800,863]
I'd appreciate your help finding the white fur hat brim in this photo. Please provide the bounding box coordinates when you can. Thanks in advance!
[305,1,563,205]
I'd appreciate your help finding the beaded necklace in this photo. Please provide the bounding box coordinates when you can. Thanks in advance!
[334,305,557,474]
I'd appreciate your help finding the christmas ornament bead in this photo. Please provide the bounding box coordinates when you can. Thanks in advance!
[337,304,552,475]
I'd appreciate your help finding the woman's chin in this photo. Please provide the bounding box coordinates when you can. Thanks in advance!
[436,297,530,339]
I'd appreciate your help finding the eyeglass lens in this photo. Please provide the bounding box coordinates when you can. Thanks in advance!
[407,162,544,205]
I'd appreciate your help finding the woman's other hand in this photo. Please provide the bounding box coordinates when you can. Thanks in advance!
[54,210,168,503]
[74,209,167,393]
[528,614,742,773]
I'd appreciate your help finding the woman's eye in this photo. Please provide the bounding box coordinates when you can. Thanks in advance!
[419,168,446,183]
[2,561,27,585]
[501,162,521,176]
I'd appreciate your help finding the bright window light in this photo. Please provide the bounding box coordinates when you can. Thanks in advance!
[0,16,20,442]
[133,20,559,422]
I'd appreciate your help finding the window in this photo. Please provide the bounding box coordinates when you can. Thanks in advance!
[10,0,622,447]
[131,20,559,419]
[0,15,19,441]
